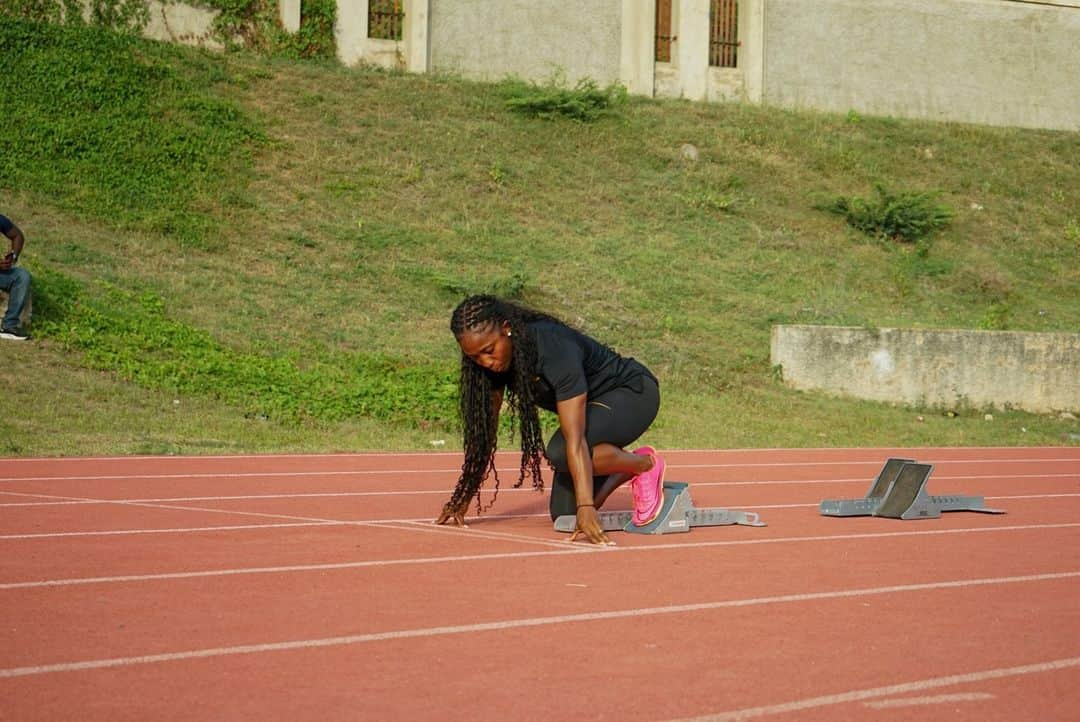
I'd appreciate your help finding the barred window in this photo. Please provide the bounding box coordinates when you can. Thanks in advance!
[369,0,404,41]
[709,0,738,68]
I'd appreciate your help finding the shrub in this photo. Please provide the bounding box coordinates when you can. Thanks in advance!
[819,183,953,243]
[502,76,627,121]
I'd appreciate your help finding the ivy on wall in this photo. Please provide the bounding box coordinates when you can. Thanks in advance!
[2,0,148,32]
[0,0,336,59]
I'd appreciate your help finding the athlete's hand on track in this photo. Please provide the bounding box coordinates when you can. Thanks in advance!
[434,503,469,528]
[569,505,615,546]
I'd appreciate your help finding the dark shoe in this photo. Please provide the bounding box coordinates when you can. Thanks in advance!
[0,327,29,340]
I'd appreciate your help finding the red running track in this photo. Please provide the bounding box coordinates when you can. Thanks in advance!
[1,447,1078,721]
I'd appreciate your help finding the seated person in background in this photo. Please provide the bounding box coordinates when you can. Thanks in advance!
[0,213,31,341]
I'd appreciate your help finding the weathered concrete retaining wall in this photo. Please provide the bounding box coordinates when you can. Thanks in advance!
[760,0,1080,131]
[428,0,623,84]
[770,325,1080,414]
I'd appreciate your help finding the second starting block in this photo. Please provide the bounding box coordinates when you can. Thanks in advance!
[819,457,915,516]
[554,481,766,535]
[821,458,1006,520]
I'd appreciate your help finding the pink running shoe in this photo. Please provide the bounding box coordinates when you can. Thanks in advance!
[630,446,666,526]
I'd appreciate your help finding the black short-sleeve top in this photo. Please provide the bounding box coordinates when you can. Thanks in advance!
[527,320,655,412]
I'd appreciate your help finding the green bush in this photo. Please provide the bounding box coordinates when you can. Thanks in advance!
[271,0,336,59]
[200,0,336,58]
[819,183,954,243]
[502,76,628,121]
[1,0,68,24]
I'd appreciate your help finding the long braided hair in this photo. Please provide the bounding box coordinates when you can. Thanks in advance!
[445,295,566,513]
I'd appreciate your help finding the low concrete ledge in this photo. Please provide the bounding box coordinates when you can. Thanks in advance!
[770,325,1080,415]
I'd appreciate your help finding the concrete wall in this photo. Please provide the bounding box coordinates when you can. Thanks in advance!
[131,0,220,49]
[619,0,655,95]
[761,0,1080,131]
[771,325,1080,414]
[280,0,300,32]
[428,0,623,84]
[121,0,1080,130]
[137,0,432,72]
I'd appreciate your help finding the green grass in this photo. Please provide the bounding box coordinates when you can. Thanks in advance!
[2,18,1078,456]
[0,20,264,246]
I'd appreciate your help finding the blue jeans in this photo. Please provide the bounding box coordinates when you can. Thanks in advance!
[0,267,32,331]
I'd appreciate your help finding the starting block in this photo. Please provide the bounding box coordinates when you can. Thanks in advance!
[819,457,915,516]
[873,462,1006,519]
[554,481,766,535]
[821,458,1006,519]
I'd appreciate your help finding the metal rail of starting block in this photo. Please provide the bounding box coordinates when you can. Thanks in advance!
[820,459,1006,520]
[554,481,766,535]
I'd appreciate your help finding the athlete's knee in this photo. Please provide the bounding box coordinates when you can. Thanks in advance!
[545,435,568,473]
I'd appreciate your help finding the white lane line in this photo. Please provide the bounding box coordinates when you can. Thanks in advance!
[0,489,393,529]
[6,488,1077,510]
[0,522,341,539]
[0,451,476,463]
[0,487,371,539]
[373,520,593,551]
[0,446,1072,463]
[675,458,1079,469]
[0,469,482,483]
[2,572,1077,679]
[3,508,1079,541]
[746,493,1080,510]
[0,489,456,506]
[666,658,1080,722]
[1,475,1075,507]
[1,458,1075,483]
[4,523,1079,589]
[0,490,577,551]
[990,493,1080,500]
[0,490,363,526]
[637,522,1080,553]
[863,692,995,709]
[695,473,1078,487]
[0,549,590,590]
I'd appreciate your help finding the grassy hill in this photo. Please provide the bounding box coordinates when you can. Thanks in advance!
[1,18,1078,456]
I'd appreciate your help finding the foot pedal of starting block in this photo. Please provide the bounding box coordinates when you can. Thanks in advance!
[819,457,915,517]
[553,481,766,535]
[873,462,1006,520]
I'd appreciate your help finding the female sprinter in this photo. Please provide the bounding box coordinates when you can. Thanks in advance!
[434,294,666,545]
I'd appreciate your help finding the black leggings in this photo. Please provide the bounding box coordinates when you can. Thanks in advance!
[545,376,660,519]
